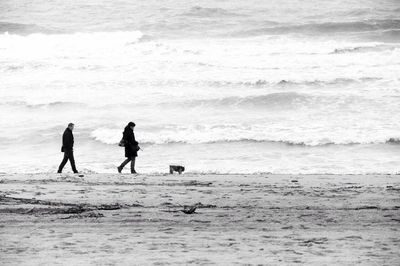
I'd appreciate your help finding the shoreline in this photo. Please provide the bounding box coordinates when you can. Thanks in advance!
[1,173,399,265]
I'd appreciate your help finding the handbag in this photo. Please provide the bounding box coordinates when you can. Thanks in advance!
[118,138,126,147]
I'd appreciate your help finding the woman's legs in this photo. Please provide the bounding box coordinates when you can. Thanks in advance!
[118,157,136,173]
[118,157,131,172]
[131,157,136,173]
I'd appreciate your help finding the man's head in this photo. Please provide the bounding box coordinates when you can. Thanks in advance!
[68,123,75,131]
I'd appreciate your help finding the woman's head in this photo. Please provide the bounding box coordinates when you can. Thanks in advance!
[127,122,136,129]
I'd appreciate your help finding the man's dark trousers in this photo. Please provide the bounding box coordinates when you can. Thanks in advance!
[58,149,78,173]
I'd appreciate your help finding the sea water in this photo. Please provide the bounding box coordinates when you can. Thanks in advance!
[1,0,400,174]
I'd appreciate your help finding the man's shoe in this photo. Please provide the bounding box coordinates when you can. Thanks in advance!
[131,170,137,174]
[73,171,79,174]
[57,170,62,173]
[117,166,122,173]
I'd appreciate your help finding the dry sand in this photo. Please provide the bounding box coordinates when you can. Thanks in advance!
[0,173,399,265]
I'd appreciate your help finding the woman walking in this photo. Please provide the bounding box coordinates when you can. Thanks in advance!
[118,122,139,174]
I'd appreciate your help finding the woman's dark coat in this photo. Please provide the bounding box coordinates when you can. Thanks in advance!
[123,126,138,158]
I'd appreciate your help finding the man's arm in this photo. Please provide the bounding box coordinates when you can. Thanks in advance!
[63,131,73,150]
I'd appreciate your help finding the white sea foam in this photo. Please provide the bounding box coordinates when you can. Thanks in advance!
[89,125,400,147]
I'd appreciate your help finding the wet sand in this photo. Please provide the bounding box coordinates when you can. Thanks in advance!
[0,173,399,265]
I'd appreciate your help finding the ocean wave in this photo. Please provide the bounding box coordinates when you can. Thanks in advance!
[231,19,400,37]
[0,21,57,34]
[2,126,400,149]
[182,6,243,18]
[331,44,399,54]
[177,92,310,109]
[89,127,400,147]
[1,62,49,72]
[0,31,144,50]
[0,101,87,109]
[362,29,400,43]
[276,78,364,86]
[163,77,371,89]
[0,75,378,110]
[186,77,377,89]
[386,138,400,144]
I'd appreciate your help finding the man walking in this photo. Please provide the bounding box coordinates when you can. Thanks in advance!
[57,123,78,173]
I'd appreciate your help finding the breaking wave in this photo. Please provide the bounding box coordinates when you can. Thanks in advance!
[363,29,400,42]
[386,138,400,144]
[142,77,375,89]
[0,21,57,34]
[331,44,399,54]
[89,127,400,147]
[177,92,310,109]
[0,101,87,109]
[206,78,359,88]
[182,6,243,18]
[232,19,400,37]
[0,30,144,50]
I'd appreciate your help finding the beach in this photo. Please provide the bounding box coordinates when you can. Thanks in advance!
[1,1,400,264]
[1,173,399,265]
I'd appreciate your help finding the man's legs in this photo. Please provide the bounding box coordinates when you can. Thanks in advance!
[57,152,69,173]
[67,150,78,173]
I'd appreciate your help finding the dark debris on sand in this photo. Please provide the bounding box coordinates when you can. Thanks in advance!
[0,195,125,218]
